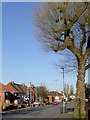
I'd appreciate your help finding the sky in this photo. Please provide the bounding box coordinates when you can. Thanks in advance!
[1,2,88,93]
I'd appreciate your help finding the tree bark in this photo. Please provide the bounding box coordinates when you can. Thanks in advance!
[74,59,86,118]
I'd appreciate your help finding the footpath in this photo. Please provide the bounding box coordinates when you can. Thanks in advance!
[57,101,75,119]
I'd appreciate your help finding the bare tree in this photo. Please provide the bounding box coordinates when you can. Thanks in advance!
[37,85,47,101]
[33,2,90,118]
[70,85,74,95]
[67,84,69,95]
[64,84,67,95]
[64,84,69,96]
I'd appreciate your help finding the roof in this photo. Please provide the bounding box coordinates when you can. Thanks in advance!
[0,82,8,92]
[18,84,27,93]
[7,82,27,94]
[4,84,19,93]
[47,91,61,96]
[0,82,18,93]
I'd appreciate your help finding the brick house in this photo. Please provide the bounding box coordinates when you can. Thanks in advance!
[47,91,63,102]
[0,82,19,111]
[26,84,36,103]
[7,81,27,104]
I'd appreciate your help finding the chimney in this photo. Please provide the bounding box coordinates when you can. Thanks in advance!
[22,83,25,86]
[11,81,14,84]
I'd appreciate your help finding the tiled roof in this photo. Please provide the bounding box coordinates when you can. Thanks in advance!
[0,82,8,92]
[4,84,19,93]
[0,82,19,93]
[7,82,27,94]
[18,84,27,93]
[47,91,61,96]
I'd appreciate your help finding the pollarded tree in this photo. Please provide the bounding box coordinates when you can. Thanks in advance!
[33,2,90,118]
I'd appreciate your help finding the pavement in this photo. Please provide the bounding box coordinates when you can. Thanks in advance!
[57,101,75,118]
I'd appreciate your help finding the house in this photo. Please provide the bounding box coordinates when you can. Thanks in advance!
[47,91,63,103]
[26,84,36,104]
[7,81,27,104]
[60,91,63,96]
[4,83,19,103]
[0,82,19,111]
[0,82,8,105]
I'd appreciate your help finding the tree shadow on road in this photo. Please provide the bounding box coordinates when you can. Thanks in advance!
[66,108,74,113]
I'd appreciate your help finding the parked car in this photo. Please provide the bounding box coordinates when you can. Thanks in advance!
[53,102,58,105]
[85,99,88,103]
[33,102,41,107]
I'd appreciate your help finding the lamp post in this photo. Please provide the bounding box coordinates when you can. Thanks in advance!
[30,82,31,107]
[61,67,65,113]
[34,86,37,102]
[36,87,37,102]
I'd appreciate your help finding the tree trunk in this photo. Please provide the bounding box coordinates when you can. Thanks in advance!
[74,60,86,118]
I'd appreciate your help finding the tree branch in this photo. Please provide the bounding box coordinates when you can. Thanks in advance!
[85,64,90,70]
[51,43,66,52]
[55,3,88,33]
[80,24,86,54]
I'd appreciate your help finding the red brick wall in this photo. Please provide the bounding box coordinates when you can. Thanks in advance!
[0,105,2,111]
[59,96,63,102]
[0,92,5,103]
[48,95,52,102]
[0,92,5,111]
[48,95,63,102]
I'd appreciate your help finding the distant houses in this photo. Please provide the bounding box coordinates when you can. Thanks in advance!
[47,91,63,103]
[0,81,75,111]
[26,84,37,104]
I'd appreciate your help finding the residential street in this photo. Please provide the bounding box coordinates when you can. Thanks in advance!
[2,101,75,118]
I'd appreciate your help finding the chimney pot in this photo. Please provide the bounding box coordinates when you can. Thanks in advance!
[22,83,25,86]
[11,81,14,84]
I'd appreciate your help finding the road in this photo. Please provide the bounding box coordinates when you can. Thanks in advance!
[2,101,75,118]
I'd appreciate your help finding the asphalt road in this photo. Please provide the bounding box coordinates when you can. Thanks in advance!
[2,101,75,118]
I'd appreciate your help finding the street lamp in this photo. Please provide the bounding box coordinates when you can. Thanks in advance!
[61,67,65,113]
[36,87,37,102]
[33,86,37,102]
[30,82,31,107]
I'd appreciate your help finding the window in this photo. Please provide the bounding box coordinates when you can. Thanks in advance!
[6,92,8,96]
[15,93,17,96]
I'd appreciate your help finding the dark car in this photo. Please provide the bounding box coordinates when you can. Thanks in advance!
[53,102,58,105]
